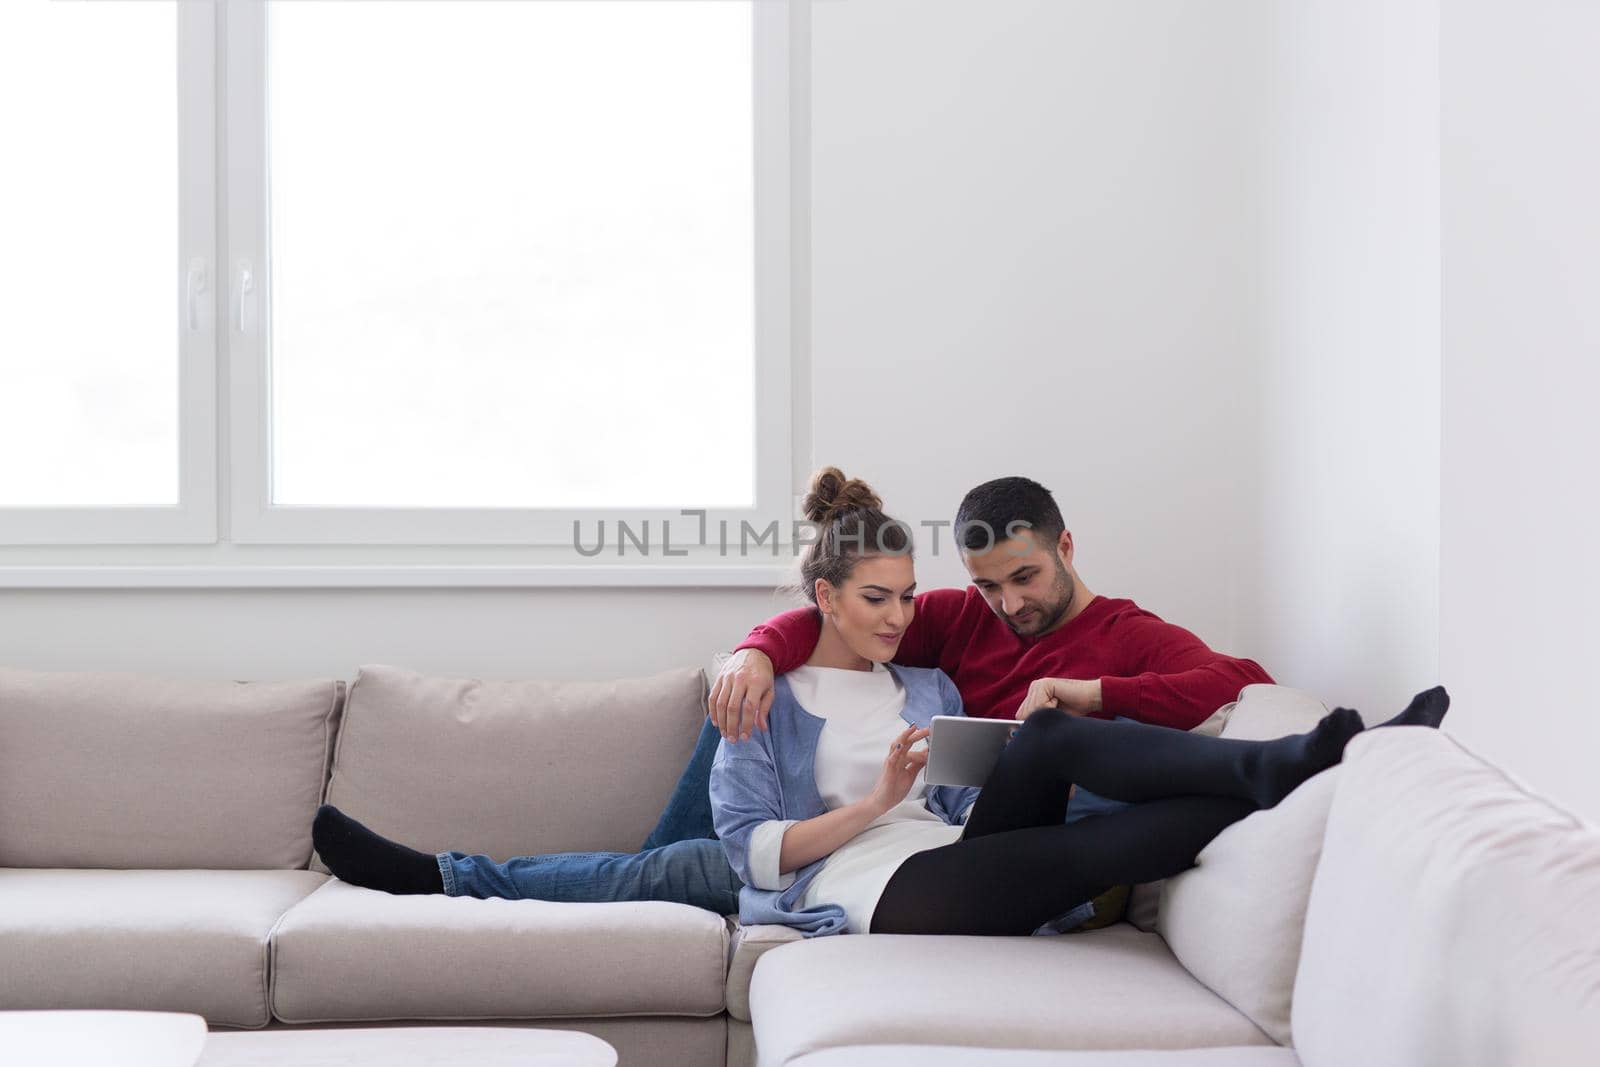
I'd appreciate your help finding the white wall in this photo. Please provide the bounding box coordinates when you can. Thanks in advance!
[1245,0,1442,714]
[0,1,1276,682]
[1440,0,1600,817]
[808,0,1272,648]
[0,587,783,682]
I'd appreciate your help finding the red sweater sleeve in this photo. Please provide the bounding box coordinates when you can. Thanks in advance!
[1098,615,1274,730]
[733,587,971,673]
[734,608,821,673]
[889,588,969,668]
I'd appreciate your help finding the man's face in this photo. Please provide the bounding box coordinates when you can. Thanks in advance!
[962,532,1075,637]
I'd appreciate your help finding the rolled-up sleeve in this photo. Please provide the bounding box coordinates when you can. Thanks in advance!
[747,819,798,891]
[710,741,787,889]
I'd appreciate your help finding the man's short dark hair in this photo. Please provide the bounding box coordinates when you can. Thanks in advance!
[955,476,1066,551]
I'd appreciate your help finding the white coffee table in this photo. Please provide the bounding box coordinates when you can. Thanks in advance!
[0,1011,208,1066]
[198,1026,618,1065]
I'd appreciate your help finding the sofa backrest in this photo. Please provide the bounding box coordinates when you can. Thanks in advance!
[1292,727,1600,1067]
[312,663,706,869]
[0,666,344,870]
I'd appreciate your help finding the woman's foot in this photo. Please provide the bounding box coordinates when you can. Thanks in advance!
[312,804,444,895]
[1251,686,1451,807]
[1375,685,1451,729]
[1251,706,1365,807]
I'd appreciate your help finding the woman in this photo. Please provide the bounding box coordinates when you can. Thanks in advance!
[710,467,1449,937]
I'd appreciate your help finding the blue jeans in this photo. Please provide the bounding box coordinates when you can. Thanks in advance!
[436,837,742,914]
[640,718,722,849]
[434,719,739,912]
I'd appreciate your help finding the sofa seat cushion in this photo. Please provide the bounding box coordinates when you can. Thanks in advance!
[269,879,730,1022]
[0,868,328,1028]
[749,926,1273,1067]
[790,1049,1301,1067]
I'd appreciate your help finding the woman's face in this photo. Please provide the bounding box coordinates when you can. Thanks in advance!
[817,553,917,663]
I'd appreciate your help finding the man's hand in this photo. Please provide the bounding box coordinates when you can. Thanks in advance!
[1015,677,1104,720]
[709,648,776,742]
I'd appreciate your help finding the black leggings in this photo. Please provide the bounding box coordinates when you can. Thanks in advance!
[869,708,1281,935]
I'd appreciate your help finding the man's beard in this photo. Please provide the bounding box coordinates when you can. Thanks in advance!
[1007,565,1075,636]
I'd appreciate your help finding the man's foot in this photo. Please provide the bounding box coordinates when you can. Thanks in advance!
[312,804,444,895]
[1375,685,1451,729]
[1251,707,1365,808]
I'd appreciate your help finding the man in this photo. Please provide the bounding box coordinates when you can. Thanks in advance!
[313,476,1269,912]
[710,476,1270,742]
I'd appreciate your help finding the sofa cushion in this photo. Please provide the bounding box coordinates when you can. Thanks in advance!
[790,1049,1301,1067]
[1293,728,1600,1067]
[749,926,1272,1066]
[314,664,704,872]
[0,868,328,1028]
[269,878,729,1021]
[1218,685,1329,741]
[0,666,343,870]
[1126,684,1331,931]
[1158,767,1340,1044]
[725,921,803,1022]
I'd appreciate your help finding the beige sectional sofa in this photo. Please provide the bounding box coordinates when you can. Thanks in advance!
[747,724,1600,1067]
[0,663,729,1065]
[2,664,1596,1067]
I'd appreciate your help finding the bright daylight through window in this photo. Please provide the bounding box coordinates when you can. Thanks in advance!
[264,1,757,510]
[0,2,179,508]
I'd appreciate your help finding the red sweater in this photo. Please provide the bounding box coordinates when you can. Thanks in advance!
[736,589,1272,730]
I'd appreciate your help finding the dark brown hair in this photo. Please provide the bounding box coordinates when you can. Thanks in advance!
[797,467,912,606]
[954,475,1066,551]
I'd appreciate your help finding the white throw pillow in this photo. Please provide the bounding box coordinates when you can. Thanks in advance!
[1219,683,1332,741]
[1126,684,1331,933]
[1157,765,1341,1046]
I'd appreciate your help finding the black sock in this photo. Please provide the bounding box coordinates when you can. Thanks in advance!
[313,804,444,895]
[1250,707,1366,807]
[1375,685,1451,729]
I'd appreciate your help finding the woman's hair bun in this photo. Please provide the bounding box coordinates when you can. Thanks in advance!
[802,466,882,525]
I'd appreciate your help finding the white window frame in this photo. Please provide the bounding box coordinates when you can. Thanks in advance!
[0,0,217,546]
[224,0,793,546]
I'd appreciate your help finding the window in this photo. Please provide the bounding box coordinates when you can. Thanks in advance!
[0,0,215,544]
[1,0,793,556]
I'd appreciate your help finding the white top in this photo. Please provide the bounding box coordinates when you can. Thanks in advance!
[746,662,965,934]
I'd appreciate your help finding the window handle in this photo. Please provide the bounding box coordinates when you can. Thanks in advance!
[185,259,209,332]
[236,261,255,333]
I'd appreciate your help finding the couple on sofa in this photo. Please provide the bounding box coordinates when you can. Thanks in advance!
[314,470,1448,936]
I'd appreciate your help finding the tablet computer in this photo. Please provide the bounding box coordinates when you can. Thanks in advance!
[924,715,1017,787]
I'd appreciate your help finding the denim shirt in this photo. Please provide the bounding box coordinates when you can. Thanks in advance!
[709,663,979,937]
